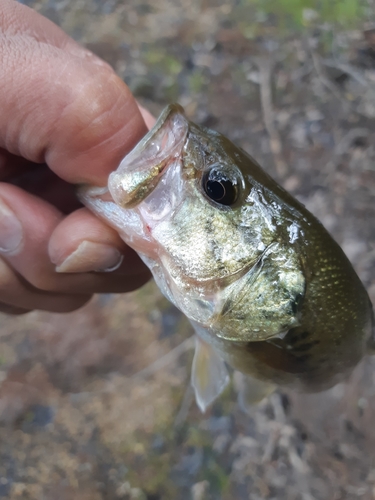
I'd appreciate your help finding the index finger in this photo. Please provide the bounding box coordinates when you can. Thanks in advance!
[0,0,147,185]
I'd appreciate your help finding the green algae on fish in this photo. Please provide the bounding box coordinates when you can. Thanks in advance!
[80,104,374,412]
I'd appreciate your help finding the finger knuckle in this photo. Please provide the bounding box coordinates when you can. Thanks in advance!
[27,273,55,291]
[0,258,17,292]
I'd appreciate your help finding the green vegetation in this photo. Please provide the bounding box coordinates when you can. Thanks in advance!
[143,49,183,76]
[201,460,230,496]
[236,0,373,35]
[188,70,208,95]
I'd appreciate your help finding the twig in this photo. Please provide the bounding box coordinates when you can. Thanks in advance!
[309,49,350,110]
[334,128,370,156]
[291,61,313,82]
[324,128,370,175]
[255,56,288,179]
[323,59,369,87]
[270,392,286,424]
[261,426,280,463]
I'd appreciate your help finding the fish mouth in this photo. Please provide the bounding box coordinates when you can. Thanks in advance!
[108,104,189,209]
[102,103,274,328]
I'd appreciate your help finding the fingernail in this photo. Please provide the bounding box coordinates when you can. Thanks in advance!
[0,198,23,255]
[55,241,123,273]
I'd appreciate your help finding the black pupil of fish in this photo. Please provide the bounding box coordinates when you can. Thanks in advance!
[204,177,237,205]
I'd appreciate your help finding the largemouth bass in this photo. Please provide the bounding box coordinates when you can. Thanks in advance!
[80,104,374,412]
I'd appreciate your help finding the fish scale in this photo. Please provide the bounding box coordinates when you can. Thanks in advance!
[80,103,374,412]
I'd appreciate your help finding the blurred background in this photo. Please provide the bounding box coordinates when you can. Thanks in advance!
[2,0,375,498]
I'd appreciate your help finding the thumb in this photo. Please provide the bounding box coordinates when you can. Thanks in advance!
[0,0,147,186]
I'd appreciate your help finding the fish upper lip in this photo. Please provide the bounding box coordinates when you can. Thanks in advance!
[108,104,189,208]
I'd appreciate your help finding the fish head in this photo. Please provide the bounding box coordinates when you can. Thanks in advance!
[80,104,305,343]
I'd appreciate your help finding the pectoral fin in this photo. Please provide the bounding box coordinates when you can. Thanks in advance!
[191,336,229,413]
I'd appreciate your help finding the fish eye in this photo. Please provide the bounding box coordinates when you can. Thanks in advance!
[202,167,239,206]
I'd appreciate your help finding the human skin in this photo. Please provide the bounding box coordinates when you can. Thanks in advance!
[0,0,155,314]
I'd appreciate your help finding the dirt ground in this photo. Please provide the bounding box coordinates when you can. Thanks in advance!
[2,0,375,498]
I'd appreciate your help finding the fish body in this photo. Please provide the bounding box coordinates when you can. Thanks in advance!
[80,104,374,411]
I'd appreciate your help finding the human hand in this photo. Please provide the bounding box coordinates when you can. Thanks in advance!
[0,0,155,314]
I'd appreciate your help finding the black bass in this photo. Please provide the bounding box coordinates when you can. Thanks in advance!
[80,104,374,412]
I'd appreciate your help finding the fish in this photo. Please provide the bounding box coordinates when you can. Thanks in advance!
[80,103,374,412]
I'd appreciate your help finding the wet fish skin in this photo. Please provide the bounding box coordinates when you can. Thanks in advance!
[195,121,372,389]
[80,104,374,411]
